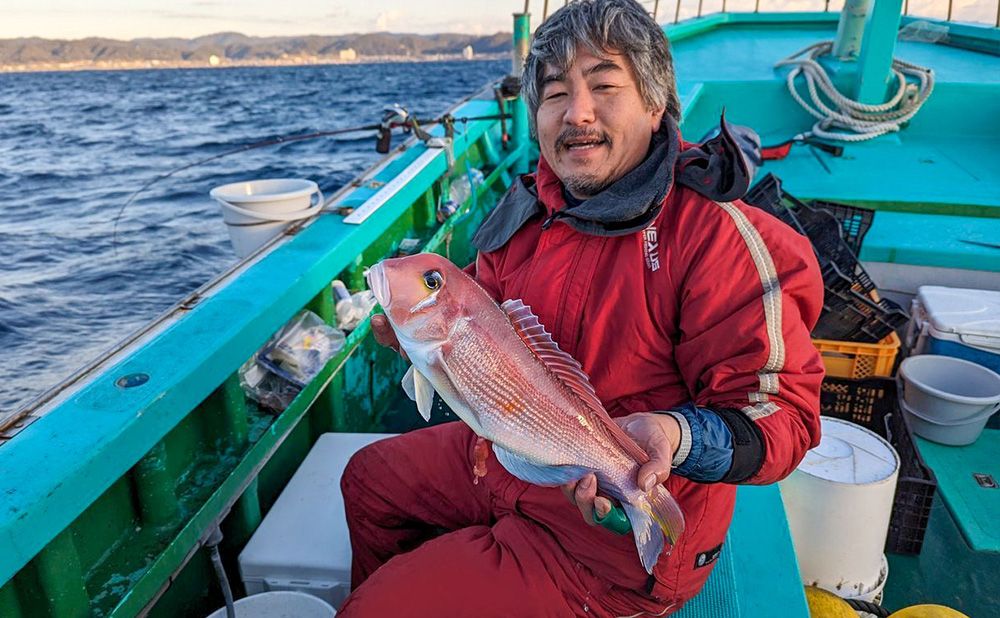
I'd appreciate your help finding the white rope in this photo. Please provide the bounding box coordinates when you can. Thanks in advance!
[775,41,935,142]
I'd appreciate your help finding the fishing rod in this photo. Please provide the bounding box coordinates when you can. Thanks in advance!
[110,109,511,250]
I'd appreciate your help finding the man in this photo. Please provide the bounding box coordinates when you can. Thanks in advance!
[340,1,824,615]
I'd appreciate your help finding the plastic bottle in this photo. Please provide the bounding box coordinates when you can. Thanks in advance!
[449,167,484,206]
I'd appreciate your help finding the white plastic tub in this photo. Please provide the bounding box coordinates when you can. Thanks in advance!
[210,179,323,258]
[899,355,1000,438]
[780,418,899,598]
[899,396,995,446]
[205,591,335,618]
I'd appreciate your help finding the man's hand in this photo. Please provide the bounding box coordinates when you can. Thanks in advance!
[371,314,408,360]
[561,412,681,526]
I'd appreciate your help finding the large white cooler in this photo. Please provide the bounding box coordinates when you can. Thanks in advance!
[238,433,398,609]
[907,285,1000,374]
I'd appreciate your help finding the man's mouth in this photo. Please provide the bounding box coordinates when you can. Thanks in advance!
[565,139,605,151]
[557,131,609,153]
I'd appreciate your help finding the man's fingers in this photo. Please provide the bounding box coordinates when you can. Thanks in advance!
[594,496,612,519]
[638,460,671,492]
[573,473,598,526]
[371,315,394,346]
[371,315,407,359]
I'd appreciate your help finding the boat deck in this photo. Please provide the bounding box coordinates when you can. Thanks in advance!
[669,14,1000,275]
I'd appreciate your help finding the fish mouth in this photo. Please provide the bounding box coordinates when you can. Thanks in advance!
[365,262,391,308]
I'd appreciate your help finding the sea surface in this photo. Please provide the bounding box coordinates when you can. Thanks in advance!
[0,59,507,415]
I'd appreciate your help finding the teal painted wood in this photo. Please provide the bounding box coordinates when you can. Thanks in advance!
[860,212,1000,271]
[731,485,808,616]
[0,98,507,588]
[855,0,905,103]
[675,485,807,617]
[915,429,1000,553]
[885,498,1000,616]
[664,11,841,44]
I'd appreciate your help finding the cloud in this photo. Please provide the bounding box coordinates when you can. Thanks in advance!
[374,9,404,31]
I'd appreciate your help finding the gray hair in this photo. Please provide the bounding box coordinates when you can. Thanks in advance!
[521,0,681,136]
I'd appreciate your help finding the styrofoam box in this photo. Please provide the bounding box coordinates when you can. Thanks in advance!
[238,433,399,610]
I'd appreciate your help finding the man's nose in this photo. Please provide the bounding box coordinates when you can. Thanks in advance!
[563,88,596,126]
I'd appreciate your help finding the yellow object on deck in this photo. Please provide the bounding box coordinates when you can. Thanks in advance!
[812,331,900,379]
[888,605,970,618]
[803,586,856,618]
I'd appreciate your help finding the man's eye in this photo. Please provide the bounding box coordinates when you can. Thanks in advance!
[593,84,615,91]
[544,91,567,101]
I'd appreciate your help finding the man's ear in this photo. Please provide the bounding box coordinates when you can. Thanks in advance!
[649,107,666,131]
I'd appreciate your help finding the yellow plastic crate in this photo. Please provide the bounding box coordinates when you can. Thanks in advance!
[812,331,900,379]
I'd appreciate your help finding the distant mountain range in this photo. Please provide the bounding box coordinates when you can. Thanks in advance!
[0,32,513,70]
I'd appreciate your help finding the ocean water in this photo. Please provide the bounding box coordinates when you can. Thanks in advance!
[0,59,507,414]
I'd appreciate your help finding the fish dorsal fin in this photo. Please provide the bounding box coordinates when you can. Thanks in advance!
[500,299,650,465]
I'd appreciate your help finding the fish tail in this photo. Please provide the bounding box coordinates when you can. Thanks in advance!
[622,487,686,574]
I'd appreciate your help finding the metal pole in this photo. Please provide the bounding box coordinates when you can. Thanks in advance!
[722,0,727,13]
[946,0,953,21]
[674,0,682,23]
[512,12,532,175]
[697,0,703,18]
[543,0,550,21]
[996,0,999,28]
[654,0,660,21]
[755,0,760,13]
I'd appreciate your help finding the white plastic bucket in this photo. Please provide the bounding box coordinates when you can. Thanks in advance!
[899,355,1000,423]
[210,179,323,258]
[205,591,335,618]
[780,418,899,598]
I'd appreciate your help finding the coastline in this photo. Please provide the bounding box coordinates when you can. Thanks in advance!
[0,52,507,75]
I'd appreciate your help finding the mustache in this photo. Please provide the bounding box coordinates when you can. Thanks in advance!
[555,127,610,151]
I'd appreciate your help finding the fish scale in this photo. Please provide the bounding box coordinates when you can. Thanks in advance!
[447,317,636,478]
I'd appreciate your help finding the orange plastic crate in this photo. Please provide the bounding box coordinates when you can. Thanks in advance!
[812,331,900,379]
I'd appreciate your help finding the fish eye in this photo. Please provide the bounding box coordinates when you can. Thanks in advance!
[422,270,443,291]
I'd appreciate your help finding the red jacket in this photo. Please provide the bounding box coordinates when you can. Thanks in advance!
[470,155,825,604]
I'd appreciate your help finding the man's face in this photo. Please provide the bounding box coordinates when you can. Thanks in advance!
[536,46,664,199]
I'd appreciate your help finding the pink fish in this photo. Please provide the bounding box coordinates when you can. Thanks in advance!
[366,252,685,573]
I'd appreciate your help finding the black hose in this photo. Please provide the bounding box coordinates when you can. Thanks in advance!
[845,598,890,617]
[205,527,236,618]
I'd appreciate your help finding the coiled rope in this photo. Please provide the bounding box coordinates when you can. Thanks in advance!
[775,41,935,142]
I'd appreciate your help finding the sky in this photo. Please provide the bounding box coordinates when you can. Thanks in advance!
[1,0,516,40]
[2,0,995,41]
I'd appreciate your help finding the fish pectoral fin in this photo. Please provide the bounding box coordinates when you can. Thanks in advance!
[492,444,590,487]
[402,365,435,422]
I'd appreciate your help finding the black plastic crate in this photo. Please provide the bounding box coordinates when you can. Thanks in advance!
[743,174,807,234]
[745,175,865,285]
[815,262,909,343]
[794,202,865,284]
[812,199,875,255]
[820,377,937,555]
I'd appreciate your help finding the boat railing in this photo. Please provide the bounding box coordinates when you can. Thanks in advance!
[531,1,1000,31]
[662,0,1000,29]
